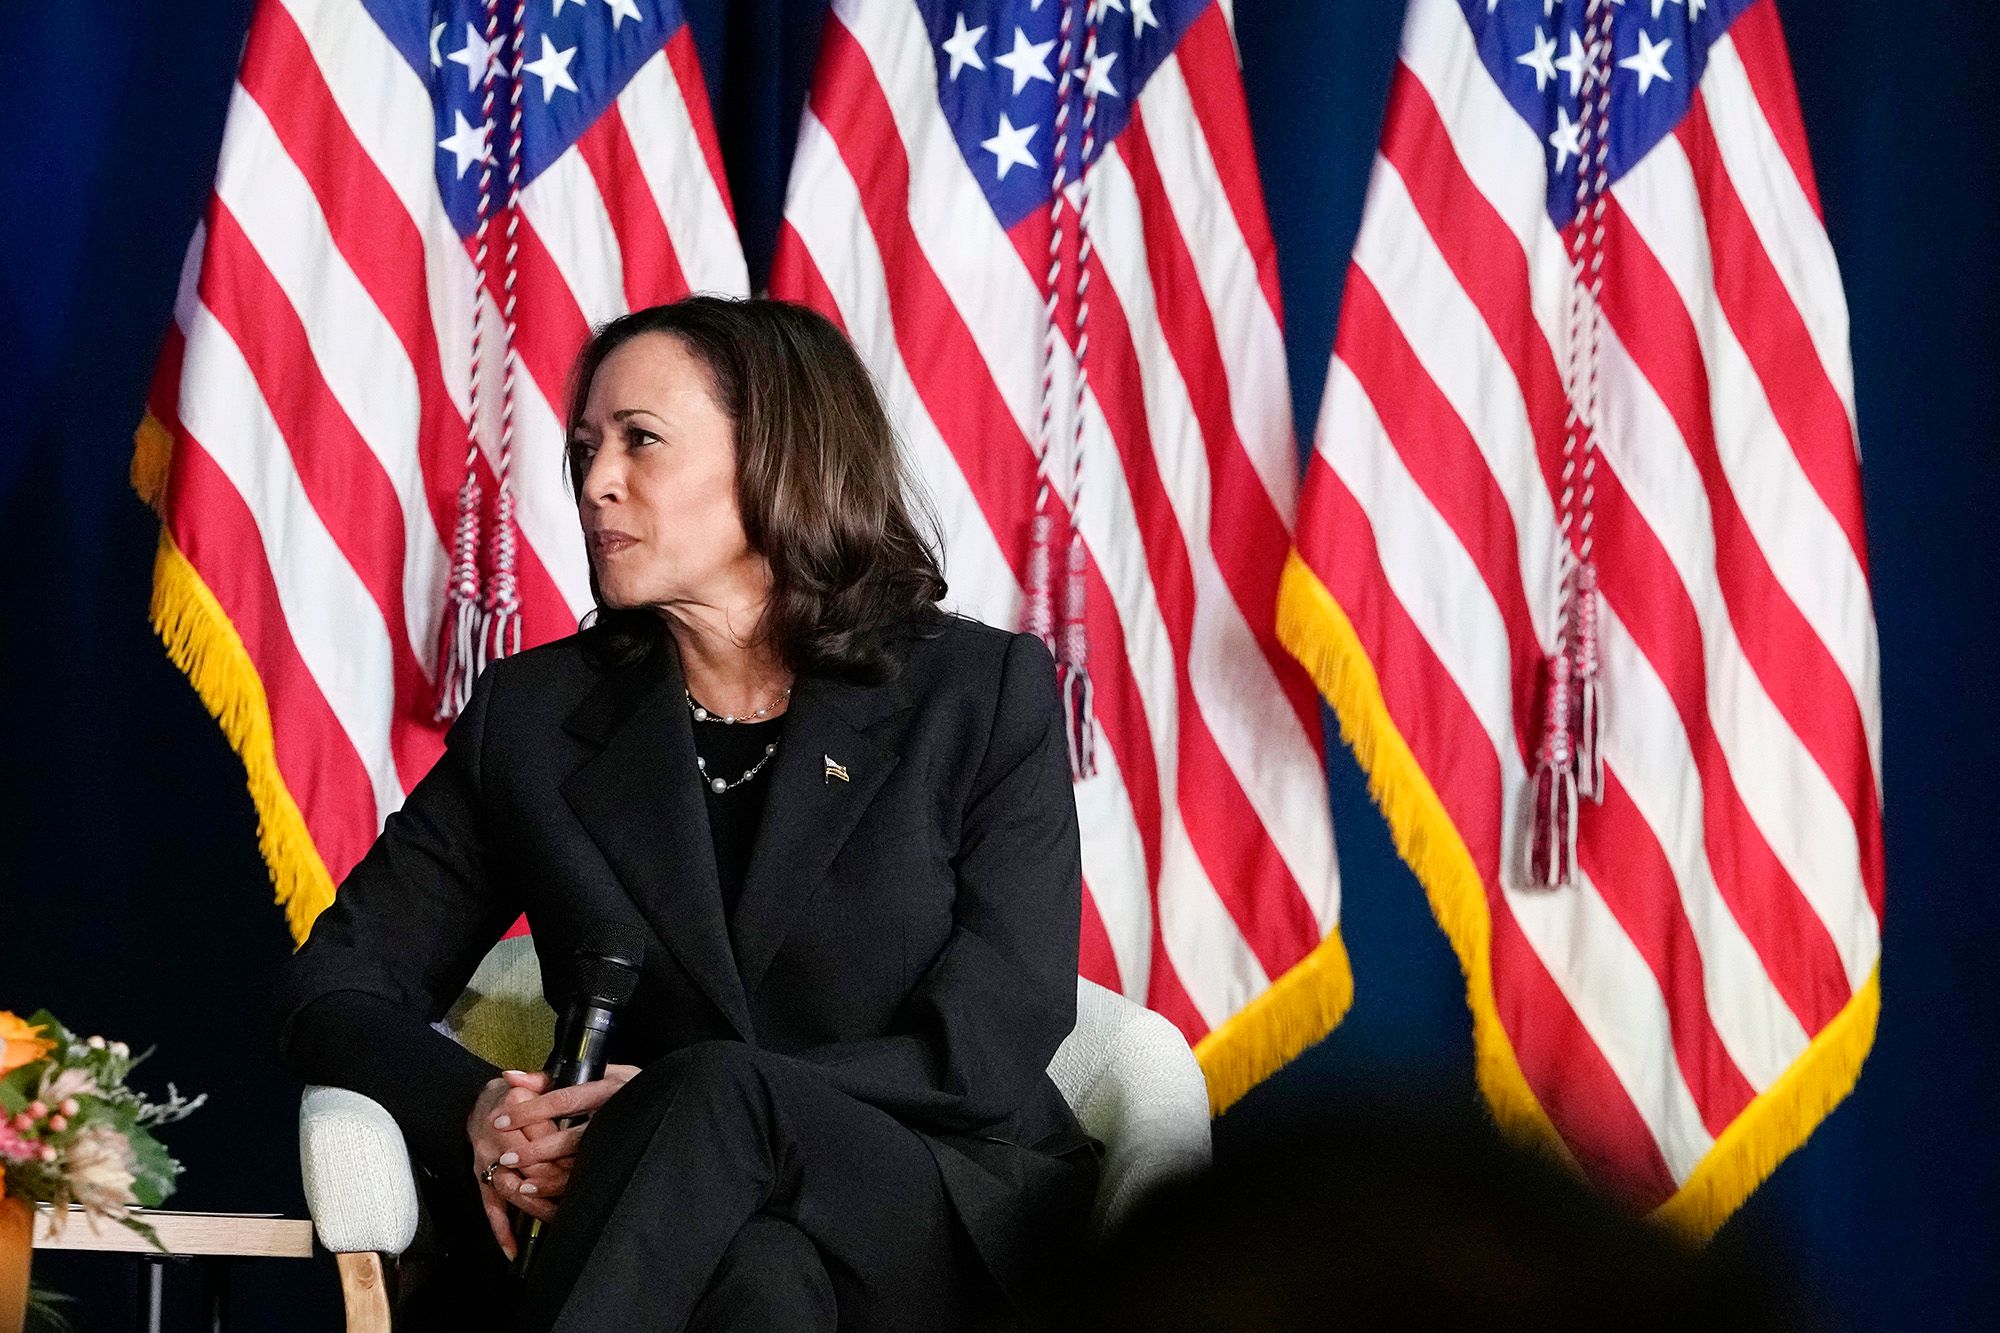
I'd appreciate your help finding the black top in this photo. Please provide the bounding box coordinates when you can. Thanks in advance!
[691,712,785,919]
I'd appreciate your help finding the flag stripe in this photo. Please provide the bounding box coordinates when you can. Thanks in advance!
[1111,117,1318,733]
[1714,1,1824,222]
[1598,197,1884,937]
[165,422,382,880]
[575,107,691,311]
[1169,5,1286,326]
[1131,61,1298,522]
[178,296,406,830]
[197,202,443,796]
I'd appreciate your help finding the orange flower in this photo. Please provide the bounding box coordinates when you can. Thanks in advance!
[0,1012,55,1077]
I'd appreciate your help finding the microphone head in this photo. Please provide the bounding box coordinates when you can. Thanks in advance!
[572,922,647,1010]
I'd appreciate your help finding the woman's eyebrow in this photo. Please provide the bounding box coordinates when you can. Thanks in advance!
[610,408,669,427]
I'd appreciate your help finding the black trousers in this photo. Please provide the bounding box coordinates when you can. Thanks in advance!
[481,1041,1004,1332]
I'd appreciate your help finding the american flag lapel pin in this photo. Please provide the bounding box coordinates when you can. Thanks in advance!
[823,755,850,788]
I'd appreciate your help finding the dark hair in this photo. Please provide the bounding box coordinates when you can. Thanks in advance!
[563,296,947,681]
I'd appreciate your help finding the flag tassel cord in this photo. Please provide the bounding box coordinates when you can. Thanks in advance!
[1276,550,1879,1238]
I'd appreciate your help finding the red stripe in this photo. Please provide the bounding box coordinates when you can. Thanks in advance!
[161,418,380,884]
[1337,269,1756,1129]
[1721,0,1824,222]
[1676,96,1866,574]
[240,7,573,651]
[804,19,1323,982]
[771,223,846,336]
[1115,112,1321,734]
[1076,875,1123,995]
[1144,918,1211,1045]
[197,202,446,794]
[1377,66,1855,1033]
[1590,775,1758,1127]
[574,106,689,312]
[1297,458,1678,1205]
[663,25,734,226]
[1166,5,1285,324]
[1601,195,1885,927]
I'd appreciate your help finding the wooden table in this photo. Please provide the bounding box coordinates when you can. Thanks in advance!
[32,1205,314,1332]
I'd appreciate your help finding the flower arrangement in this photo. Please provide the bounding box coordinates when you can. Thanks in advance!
[0,1010,204,1250]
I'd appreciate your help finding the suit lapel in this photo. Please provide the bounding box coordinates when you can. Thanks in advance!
[559,648,753,1040]
[730,671,913,993]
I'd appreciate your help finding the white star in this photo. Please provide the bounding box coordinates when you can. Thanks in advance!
[1131,0,1159,37]
[993,26,1055,96]
[429,22,445,68]
[942,13,987,80]
[524,34,578,102]
[1516,27,1558,92]
[602,0,642,31]
[981,112,1039,180]
[1650,0,1683,17]
[1089,0,1125,20]
[439,110,493,179]
[1084,49,1119,98]
[1548,105,1582,172]
[1688,0,1706,19]
[553,0,584,13]
[446,23,502,92]
[1553,29,1589,98]
[1619,29,1673,95]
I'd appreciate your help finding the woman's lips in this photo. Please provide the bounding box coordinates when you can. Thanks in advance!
[588,531,639,555]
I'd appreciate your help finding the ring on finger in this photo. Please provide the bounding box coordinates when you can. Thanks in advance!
[480,1160,502,1186]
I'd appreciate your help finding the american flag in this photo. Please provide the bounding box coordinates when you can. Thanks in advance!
[133,0,745,943]
[771,0,1347,1109]
[1279,0,1881,1228]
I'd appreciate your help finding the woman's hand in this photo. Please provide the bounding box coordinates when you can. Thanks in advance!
[465,1065,641,1258]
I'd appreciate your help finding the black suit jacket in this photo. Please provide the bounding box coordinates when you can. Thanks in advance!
[276,612,1097,1298]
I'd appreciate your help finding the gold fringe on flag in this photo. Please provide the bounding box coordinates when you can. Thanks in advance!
[133,413,334,947]
[1194,927,1353,1116]
[1276,549,1879,1237]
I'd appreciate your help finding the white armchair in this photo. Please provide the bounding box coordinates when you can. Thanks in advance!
[299,937,1211,1329]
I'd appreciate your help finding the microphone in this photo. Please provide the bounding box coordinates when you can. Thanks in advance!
[511,923,646,1279]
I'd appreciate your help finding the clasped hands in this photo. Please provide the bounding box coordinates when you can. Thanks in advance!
[466,1063,640,1259]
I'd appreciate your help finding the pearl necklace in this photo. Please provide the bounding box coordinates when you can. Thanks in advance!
[695,740,779,794]
[684,687,791,724]
[685,689,786,794]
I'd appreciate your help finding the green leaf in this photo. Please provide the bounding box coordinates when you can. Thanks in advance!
[119,1215,167,1253]
[126,1130,178,1208]
[0,1065,34,1114]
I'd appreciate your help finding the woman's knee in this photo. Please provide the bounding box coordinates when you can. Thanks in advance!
[689,1214,833,1333]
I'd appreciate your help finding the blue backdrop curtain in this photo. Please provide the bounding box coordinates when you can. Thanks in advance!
[1,2,1993,1327]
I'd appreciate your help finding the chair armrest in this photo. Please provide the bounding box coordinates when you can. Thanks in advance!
[299,1086,422,1257]
[1052,982,1213,1238]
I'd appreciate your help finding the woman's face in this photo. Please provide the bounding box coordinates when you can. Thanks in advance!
[571,332,759,612]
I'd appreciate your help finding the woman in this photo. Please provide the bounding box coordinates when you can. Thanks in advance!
[275,296,1100,1331]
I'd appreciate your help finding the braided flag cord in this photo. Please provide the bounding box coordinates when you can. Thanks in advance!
[1280,0,1883,1232]
[135,0,745,939]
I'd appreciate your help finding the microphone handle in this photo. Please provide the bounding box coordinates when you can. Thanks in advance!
[510,1003,617,1280]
